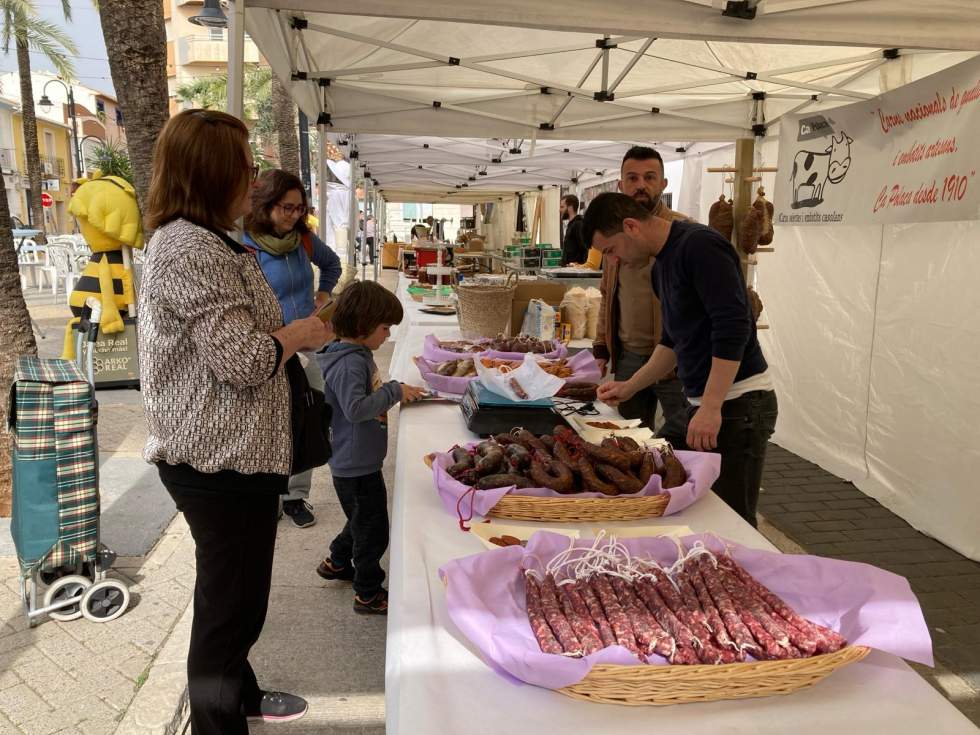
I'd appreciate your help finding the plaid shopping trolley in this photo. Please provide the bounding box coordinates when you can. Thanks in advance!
[7,356,129,626]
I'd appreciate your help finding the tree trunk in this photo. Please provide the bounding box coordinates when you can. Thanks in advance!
[0,166,39,515]
[272,74,300,177]
[97,0,170,218]
[17,40,46,242]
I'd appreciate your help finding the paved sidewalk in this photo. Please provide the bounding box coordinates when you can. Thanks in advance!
[759,443,980,726]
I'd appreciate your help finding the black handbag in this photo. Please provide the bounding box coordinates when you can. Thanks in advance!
[285,355,332,474]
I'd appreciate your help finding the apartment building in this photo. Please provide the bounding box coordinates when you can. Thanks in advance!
[164,0,261,116]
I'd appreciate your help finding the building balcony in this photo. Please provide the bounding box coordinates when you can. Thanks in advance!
[178,35,259,65]
[17,154,68,181]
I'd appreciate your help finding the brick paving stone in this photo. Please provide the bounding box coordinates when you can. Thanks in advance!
[813,509,867,521]
[0,683,53,725]
[833,498,876,509]
[806,520,858,532]
[782,501,828,512]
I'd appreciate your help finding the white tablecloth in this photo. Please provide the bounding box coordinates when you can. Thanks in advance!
[384,291,976,735]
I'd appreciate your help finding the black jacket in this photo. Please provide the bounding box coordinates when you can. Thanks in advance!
[560,214,588,266]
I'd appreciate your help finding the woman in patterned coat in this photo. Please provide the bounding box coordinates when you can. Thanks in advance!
[137,109,332,734]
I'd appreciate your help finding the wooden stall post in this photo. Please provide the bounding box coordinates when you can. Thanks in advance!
[733,138,755,279]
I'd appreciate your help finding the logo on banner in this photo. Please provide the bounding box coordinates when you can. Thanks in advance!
[790,132,854,209]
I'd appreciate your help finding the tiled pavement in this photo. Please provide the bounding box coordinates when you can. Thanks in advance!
[760,443,980,726]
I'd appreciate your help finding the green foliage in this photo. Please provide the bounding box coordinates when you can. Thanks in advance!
[0,0,77,80]
[86,138,132,183]
[177,67,276,166]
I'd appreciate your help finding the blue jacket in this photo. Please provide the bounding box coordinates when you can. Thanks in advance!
[652,220,768,398]
[316,341,402,477]
[242,231,342,325]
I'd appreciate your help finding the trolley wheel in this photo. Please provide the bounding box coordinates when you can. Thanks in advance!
[80,580,130,623]
[42,575,92,621]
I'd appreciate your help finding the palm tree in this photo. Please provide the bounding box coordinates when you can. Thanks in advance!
[86,138,133,183]
[96,0,169,216]
[1,0,77,241]
[178,67,301,173]
[271,73,299,176]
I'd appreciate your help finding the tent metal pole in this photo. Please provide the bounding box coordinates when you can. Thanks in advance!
[373,189,380,282]
[348,158,358,274]
[317,124,329,248]
[226,0,245,120]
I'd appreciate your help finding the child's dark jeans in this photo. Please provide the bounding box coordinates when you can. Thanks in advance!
[329,470,389,597]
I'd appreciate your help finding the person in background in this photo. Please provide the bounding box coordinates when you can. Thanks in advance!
[244,169,342,529]
[593,146,692,446]
[559,194,588,266]
[364,214,376,265]
[306,204,320,232]
[586,192,777,527]
[315,281,428,614]
[140,109,333,733]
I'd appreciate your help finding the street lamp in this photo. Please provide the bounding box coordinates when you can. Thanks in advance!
[38,78,82,180]
[79,135,104,174]
[189,0,228,28]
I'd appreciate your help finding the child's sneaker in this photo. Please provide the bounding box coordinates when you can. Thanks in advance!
[316,558,354,582]
[353,589,388,615]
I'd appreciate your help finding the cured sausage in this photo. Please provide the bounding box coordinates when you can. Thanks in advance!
[575,579,617,648]
[475,473,533,490]
[610,576,675,661]
[558,583,604,655]
[539,575,584,655]
[447,446,474,478]
[637,452,656,485]
[662,450,688,488]
[514,429,552,458]
[594,464,644,494]
[696,557,758,657]
[685,560,742,661]
[503,443,532,471]
[588,575,641,657]
[583,441,632,472]
[474,443,504,475]
[632,577,698,665]
[529,456,575,493]
[578,457,618,495]
[524,575,563,655]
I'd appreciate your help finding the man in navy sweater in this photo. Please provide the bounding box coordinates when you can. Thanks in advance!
[586,192,777,526]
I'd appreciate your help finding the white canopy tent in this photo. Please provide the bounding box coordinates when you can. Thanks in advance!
[231,0,980,560]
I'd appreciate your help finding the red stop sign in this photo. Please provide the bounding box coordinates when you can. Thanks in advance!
[41,192,53,208]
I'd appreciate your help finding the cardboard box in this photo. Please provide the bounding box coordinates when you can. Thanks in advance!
[510,280,568,336]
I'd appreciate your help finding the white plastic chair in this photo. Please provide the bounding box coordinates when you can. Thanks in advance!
[43,244,77,299]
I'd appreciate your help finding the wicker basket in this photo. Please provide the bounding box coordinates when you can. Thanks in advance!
[456,273,518,337]
[424,454,670,522]
[488,493,669,522]
[557,646,869,706]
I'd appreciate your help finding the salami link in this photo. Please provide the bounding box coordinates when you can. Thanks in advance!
[588,575,642,657]
[524,575,563,655]
[696,557,759,657]
[539,575,584,655]
[575,580,617,648]
[674,571,737,664]
[717,566,796,659]
[609,576,675,660]
[685,560,743,661]
[633,577,699,665]
[558,582,604,655]
[720,557,846,653]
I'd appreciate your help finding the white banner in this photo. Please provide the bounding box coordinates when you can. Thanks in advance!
[774,56,980,226]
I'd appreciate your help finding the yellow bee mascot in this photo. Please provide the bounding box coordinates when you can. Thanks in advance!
[61,173,144,360]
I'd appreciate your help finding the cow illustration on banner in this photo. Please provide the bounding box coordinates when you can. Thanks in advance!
[791,132,854,208]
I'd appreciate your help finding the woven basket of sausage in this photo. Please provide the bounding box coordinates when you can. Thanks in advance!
[558,646,869,705]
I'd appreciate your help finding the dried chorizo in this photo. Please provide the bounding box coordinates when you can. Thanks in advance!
[475,473,532,490]
[578,457,618,495]
[529,456,575,493]
[594,464,644,494]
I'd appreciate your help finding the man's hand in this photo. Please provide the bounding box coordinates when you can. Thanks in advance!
[595,358,608,378]
[314,292,329,309]
[686,405,722,451]
[597,380,635,407]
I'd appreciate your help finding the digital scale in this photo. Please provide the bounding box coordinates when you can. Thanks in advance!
[460,381,569,436]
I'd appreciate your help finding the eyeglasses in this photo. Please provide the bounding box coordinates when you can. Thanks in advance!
[276,202,307,216]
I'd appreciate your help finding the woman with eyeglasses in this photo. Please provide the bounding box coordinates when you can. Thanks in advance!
[139,110,332,733]
[243,169,342,529]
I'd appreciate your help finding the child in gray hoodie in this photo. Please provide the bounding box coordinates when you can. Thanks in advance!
[314,281,427,614]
